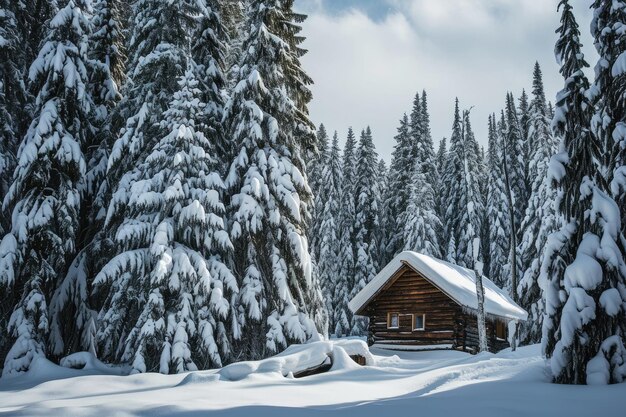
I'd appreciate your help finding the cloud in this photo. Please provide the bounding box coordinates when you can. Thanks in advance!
[296,0,596,162]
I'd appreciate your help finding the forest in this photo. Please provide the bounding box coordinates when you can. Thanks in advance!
[0,0,625,390]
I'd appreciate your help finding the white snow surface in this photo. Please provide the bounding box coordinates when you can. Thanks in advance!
[349,251,528,321]
[1,343,624,416]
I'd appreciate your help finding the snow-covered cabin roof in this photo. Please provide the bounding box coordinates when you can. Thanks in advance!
[348,251,528,321]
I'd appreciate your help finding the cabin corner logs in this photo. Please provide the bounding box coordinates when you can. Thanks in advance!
[359,263,511,353]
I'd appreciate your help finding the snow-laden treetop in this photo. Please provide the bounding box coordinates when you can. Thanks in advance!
[349,251,528,321]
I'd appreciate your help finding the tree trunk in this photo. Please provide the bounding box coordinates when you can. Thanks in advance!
[475,268,488,353]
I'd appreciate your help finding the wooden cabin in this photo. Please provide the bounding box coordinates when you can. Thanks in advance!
[348,251,527,353]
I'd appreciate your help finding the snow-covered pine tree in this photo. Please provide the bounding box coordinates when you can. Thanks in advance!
[376,158,390,267]
[419,91,438,187]
[225,0,323,358]
[501,93,526,297]
[0,0,95,376]
[517,62,559,344]
[309,124,330,264]
[337,128,357,336]
[435,137,448,255]
[15,0,58,72]
[590,0,626,239]
[485,114,510,288]
[504,93,528,236]
[350,127,380,336]
[403,154,441,257]
[192,0,229,159]
[457,110,484,268]
[518,89,530,190]
[95,69,236,374]
[107,0,198,185]
[0,0,29,228]
[0,0,31,368]
[542,0,626,385]
[441,100,483,267]
[441,100,464,263]
[384,113,412,260]
[85,0,127,225]
[317,133,344,336]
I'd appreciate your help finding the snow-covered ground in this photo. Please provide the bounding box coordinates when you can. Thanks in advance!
[1,342,625,416]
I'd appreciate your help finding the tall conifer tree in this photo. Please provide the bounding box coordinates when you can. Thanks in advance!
[225,0,323,357]
[0,0,95,375]
[542,0,626,384]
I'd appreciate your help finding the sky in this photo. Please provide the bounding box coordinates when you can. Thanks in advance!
[293,0,597,162]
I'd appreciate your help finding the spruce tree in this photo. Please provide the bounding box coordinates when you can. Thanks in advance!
[95,70,235,374]
[441,100,483,267]
[518,88,530,189]
[486,114,510,289]
[337,128,357,336]
[225,0,323,358]
[317,133,344,336]
[403,156,441,257]
[309,124,329,264]
[457,110,484,268]
[0,0,28,228]
[384,114,412,260]
[501,93,525,297]
[350,127,380,336]
[0,0,95,376]
[435,137,448,255]
[517,63,559,343]
[590,0,626,238]
[376,158,390,267]
[542,0,626,384]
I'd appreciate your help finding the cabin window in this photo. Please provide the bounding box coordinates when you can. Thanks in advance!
[496,321,507,340]
[387,312,400,329]
[413,314,425,331]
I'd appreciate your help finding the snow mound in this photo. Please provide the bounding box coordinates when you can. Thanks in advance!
[59,352,123,374]
[217,339,374,381]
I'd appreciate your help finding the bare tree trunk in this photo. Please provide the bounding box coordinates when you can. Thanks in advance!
[501,137,518,352]
[472,238,488,353]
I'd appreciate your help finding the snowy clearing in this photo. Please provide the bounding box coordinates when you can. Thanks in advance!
[0,343,624,416]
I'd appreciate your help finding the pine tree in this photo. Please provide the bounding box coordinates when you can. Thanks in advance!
[441,100,483,267]
[504,93,528,236]
[384,113,412,260]
[309,124,330,264]
[225,0,323,358]
[192,0,229,158]
[542,0,626,384]
[376,158,390,267]
[419,91,438,185]
[107,0,198,185]
[317,133,345,336]
[435,137,447,255]
[518,88,530,190]
[403,156,441,257]
[517,63,559,344]
[337,128,357,336]
[86,0,127,224]
[457,110,484,268]
[501,93,526,297]
[95,70,235,374]
[350,127,380,336]
[0,0,28,228]
[0,0,95,376]
[486,114,510,289]
[590,0,626,239]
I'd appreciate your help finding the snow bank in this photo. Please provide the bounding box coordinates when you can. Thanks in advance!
[59,352,126,374]
[216,339,374,381]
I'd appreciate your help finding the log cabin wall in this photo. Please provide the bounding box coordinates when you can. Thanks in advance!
[362,264,510,353]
